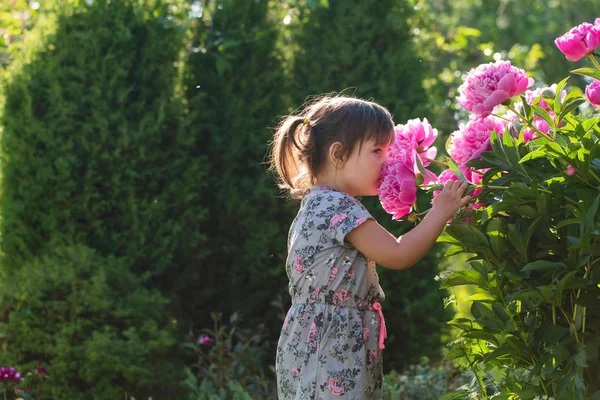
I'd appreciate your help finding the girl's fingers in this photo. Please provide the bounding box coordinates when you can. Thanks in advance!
[460,195,471,206]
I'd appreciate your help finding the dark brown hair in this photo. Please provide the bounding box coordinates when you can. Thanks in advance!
[269,95,394,199]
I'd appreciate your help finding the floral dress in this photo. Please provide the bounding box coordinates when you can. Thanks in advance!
[276,186,386,399]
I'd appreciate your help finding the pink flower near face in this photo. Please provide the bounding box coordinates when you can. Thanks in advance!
[332,289,351,306]
[327,378,345,396]
[389,118,438,172]
[328,267,338,283]
[457,60,534,117]
[555,22,600,61]
[293,255,304,274]
[449,116,508,164]
[378,158,417,220]
[585,80,600,107]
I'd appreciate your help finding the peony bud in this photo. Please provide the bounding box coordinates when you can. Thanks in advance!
[35,365,49,376]
[407,213,418,223]
[199,335,215,345]
[566,165,577,176]
[585,80,600,107]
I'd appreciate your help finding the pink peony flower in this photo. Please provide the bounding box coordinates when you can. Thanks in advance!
[457,60,534,117]
[521,114,557,143]
[389,118,438,172]
[378,157,417,220]
[585,80,600,107]
[327,377,345,396]
[199,335,215,345]
[522,84,565,110]
[567,165,577,176]
[0,367,23,383]
[448,116,508,164]
[555,22,600,62]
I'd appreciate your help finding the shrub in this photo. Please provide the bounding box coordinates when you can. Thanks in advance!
[0,244,181,399]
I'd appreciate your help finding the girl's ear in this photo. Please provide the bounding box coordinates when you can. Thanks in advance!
[328,142,345,168]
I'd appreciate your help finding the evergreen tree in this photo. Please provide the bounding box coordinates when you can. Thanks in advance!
[181,0,292,332]
[0,1,199,396]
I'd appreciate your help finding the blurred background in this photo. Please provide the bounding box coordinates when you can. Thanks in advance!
[0,0,599,398]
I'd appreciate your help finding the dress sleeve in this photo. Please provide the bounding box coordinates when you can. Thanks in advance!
[326,192,373,247]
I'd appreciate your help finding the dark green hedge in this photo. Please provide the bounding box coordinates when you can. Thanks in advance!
[180,0,294,332]
[0,0,200,397]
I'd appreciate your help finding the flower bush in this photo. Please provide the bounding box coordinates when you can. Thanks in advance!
[183,312,276,399]
[379,18,600,400]
[0,365,48,399]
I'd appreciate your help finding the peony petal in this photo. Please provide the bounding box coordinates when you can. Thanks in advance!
[497,73,516,93]
[483,90,509,110]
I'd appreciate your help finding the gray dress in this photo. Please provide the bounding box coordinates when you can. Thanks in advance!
[276,186,386,399]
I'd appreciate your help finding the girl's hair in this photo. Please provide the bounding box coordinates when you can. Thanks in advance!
[269,95,394,199]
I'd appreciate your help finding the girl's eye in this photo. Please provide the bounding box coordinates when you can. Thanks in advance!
[374,149,382,154]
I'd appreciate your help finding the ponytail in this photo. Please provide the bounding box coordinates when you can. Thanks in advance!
[269,116,314,199]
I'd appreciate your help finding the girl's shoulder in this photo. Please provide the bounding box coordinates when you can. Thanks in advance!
[302,186,370,216]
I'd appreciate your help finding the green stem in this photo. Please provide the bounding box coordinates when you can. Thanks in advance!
[422,157,448,167]
[588,53,600,70]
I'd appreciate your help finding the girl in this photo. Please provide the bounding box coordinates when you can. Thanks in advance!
[269,95,469,399]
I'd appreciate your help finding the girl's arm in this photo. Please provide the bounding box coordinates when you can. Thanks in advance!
[346,180,470,270]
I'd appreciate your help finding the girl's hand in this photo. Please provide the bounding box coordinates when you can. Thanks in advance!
[431,180,471,221]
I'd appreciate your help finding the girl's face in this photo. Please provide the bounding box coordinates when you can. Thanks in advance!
[338,138,390,197]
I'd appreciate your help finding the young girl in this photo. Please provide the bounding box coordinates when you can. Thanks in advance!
[269,96,469,399]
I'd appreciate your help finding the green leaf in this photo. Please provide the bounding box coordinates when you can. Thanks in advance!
[443,347,466,362]
[446,157,469,183]
[445,245,465,256]
[466,292,496,302]
[519,148,549,163]
[557,218,580,229]
[531,105,556,131]
[437,234,460,244]
[462,330,499,346]
[585,194,600,232]
[440,270,489,289]
[521,260,566,272]
[415,153,437,183]
[553,76,570,115]
[571,67,600,81]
